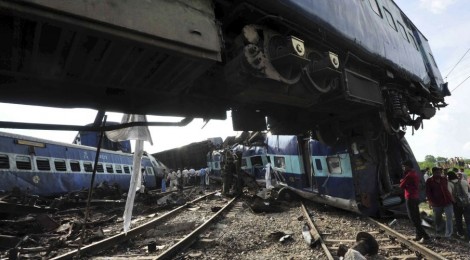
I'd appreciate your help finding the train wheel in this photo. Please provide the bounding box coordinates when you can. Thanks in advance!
[302,50,340,94]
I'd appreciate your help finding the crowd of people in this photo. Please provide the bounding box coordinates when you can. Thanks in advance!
[160,167,211,192]
[400,160,470,244]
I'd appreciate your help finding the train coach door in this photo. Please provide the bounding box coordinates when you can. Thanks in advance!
[299,137,316,190]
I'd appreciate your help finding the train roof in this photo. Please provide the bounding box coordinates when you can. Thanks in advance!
[0,130,142,157]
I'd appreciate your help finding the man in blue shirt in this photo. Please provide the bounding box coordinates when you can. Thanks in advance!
[199,167,206,189]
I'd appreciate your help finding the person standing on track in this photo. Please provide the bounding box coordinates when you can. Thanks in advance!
[426,166,454,238]
[400,160,430,243]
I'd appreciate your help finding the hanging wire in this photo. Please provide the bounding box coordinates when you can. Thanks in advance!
[445,47,470,79]
[451,75,470,93]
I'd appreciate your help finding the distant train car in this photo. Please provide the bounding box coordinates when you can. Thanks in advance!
[153,137,223,172]
[0,131,167,196]
[241,146,268,182]
[241,133,420,217]
[208,143,247,182]
[207,150,223,182]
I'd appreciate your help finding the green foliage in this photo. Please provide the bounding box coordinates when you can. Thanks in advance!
[424,155,436,163]
[418,161,434,171]
[418,156,469,175]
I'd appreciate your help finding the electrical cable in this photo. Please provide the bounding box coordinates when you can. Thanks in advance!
[445,47,470,79]
[451,75,470,93]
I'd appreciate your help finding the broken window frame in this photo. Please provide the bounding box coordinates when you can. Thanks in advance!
[326,156,343,175]
[105,164,114,173]
[273,156,286,169]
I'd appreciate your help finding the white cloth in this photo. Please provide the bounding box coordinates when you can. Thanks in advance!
[105,114,153,234]
[265,163,273,189]
[105,114,153,145]
[343,249,366,260]
[123,139,144,233]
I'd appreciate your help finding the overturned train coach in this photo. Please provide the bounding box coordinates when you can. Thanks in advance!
[0,0,448,136]
[241,133,421,217]
[0,131,168,196]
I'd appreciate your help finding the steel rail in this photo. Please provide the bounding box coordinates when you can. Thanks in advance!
[0,117,193,131]
[300,202,334,260]
[51,191,217,260]
[367,217,447,260]
[155,196,238,260]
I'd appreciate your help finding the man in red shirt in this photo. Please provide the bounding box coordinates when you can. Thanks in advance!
[400,160,430,242]
[426,167,454,238]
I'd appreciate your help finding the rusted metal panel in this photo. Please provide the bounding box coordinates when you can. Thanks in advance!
[7,0,221,61]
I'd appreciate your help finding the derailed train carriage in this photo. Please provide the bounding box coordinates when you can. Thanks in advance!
[238,133,421,217]
[0,130,168,196]
[0,0,448,133]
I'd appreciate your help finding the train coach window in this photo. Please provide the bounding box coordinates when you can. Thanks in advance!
[84,162,93,172]
[241,158,247,167]
[408,33,419,50]
[326,156,342,174]
[105,164,114,173]
[70,161,81,172]
[397,22,409,42]
[116,165,123,174]
[315,159,323,171]
[36,158,51,171]
[368,0,381,17]
[123,166,130,174]
[54,160,67,171]
[16,156,32,170]
[274,156,286,169]
[96,163,104,173]
[429,53,438,67]
[250,156,263,166]
[383,8,397,31]
[0,154,10,169]
[146,166,154,175]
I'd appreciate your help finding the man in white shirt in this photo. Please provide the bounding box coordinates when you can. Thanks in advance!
[182,168,189,186]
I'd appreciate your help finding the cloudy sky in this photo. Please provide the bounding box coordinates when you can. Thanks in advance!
[0,0,468,161]
[394,0,470,160]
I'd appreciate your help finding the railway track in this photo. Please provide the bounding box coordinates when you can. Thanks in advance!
[49,190,235,259]
[3,189,469,259]
[300,201,467,259]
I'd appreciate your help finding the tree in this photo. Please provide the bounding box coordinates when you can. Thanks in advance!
[424,155,436,163]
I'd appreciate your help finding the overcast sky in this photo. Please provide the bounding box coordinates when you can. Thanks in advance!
[394,0,470,161]
[0,0,468,161]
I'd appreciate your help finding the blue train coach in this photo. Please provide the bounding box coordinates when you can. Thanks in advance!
[0,131,167,196]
